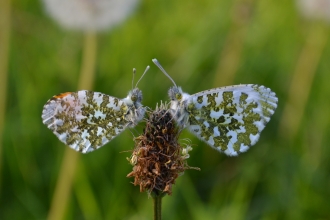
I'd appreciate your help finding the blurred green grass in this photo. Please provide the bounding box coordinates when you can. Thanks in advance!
[1,0,330,219]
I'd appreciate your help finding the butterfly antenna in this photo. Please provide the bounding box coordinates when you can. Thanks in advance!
[132,68,137,90]
[135,65,150,88]
[152,58,177,87]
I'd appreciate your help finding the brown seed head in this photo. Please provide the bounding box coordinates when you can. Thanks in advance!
[127,104,198,196]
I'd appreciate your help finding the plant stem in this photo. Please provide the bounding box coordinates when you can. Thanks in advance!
[153,193,162,220]
[47,150,79,220]
[278,23,328,140]
[47,31,97,220]
[0,0,10,196]
[77,31,97,90]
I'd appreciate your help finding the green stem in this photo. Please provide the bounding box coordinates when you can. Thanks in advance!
[47,31,97,220]
[278,22,328,140]
[77,31,97,90]
[0,0,11,196]
[153,194,162,220]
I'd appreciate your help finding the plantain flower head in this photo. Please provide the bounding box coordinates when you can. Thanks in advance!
[127,104,199,196]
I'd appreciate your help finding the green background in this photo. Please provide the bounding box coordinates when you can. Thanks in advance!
[1,0,330,219]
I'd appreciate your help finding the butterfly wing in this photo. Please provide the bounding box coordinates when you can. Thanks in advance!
[42,90,132,153]
[185,84,278,156]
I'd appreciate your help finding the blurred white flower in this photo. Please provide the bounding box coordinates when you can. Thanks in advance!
[43,0,139,31]
[297,0,330,22]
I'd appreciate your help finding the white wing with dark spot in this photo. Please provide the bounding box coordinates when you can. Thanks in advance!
[170,84,278,156]
[42,90,145,153]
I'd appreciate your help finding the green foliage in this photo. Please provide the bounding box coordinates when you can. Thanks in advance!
[1,0,330,219]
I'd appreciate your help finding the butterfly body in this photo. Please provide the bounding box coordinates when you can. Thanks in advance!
[168,86,191,127]
[122,88,145,126]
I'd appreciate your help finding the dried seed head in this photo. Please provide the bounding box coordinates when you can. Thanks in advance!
[127,103,199,196]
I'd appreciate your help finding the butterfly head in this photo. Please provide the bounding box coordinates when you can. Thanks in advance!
[126,65,149,107]
[124,88,145,127]
[168,86,183,101]
[126,88,143,107]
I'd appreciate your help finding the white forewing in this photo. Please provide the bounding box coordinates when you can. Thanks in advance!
[42,89,145,153]
[170,84,278,156]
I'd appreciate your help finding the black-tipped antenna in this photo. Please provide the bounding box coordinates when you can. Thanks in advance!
[152,58,177,87]
[135,65,150,88]
[132,68,137,90]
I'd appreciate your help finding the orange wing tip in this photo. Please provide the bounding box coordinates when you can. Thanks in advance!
[54,92,72,99]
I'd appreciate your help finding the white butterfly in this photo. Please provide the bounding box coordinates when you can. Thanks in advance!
[41,67,149,153]
[152,59,278,156]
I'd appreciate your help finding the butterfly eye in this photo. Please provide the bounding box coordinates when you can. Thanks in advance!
[175,93,182,100]
[131,95,137,102]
